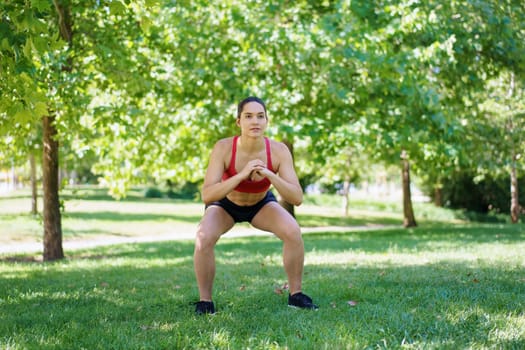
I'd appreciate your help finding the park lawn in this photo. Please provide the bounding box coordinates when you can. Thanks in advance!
[0,188,204,244]
[0,187,467,246]
[1,223,524,349]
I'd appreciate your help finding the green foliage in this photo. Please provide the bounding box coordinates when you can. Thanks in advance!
[431,171,525,219]
[166,181,200,200]
[1,0,524,218]
[143,182,200,200]
[144,187,163,198]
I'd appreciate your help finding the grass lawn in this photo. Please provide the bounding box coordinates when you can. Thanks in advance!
[1,188,524,349]
[0,187,468,247]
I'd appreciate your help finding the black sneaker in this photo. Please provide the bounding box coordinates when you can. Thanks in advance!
[288,292,318,310]
[194,301,215,315]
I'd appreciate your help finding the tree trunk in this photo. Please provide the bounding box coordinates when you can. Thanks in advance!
[278,139,295,218]
[343,180,350,217]
[279,200,295,218]
[9,164,16,190]
[342,153,352,217]
[510,152,519,223]
[39,0,73,260]
[434,185,443,207]
[401,150,417,228]
[507,72,519,224]
[43,115,64,261]
[30,153,38,215]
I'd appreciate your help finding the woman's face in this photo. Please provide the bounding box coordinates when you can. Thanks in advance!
[237,101,267,137]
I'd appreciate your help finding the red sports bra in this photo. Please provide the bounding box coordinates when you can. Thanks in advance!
[222,136,274,193]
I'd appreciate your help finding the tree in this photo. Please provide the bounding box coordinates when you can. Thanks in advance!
[350,0,525,225]
[475,71,525,222]
[1,0,160,260]
[3,0,524,250]
[422,0,525,221]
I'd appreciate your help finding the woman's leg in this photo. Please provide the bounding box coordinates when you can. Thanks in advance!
[250,202,304,295]
[194,206,235,301]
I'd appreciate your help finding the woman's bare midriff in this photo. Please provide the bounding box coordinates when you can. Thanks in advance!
[226,191,267,206]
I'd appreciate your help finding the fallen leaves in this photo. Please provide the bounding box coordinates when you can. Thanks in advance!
[274,282,289,295]
[328,300,358,308]
[347,283,358,306]
[467,272,481,283]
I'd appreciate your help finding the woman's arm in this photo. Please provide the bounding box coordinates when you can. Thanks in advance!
[257,142,303,206]
[201,139,266,204]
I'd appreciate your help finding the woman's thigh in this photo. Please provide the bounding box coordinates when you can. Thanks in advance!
[196,206,235,244]
[250,202,301,241]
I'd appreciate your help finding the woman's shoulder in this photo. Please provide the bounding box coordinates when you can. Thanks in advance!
[214,136,235,147]
[211,137,235,155]
[267,138,289,153]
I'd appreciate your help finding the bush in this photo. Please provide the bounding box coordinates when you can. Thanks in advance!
[434,171,525,214]
[144,187,164,198]
[166,181,200,200]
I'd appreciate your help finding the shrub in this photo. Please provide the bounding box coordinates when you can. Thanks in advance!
[432,171,525,214]
[144,187,164,198]
[166,181,200,200]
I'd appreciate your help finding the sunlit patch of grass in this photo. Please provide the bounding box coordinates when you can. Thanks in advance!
[0,214,42,242]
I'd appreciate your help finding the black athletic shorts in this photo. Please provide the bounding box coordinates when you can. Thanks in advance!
[205,191,277,223]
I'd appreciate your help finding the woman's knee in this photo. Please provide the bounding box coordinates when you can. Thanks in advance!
[195,226,219,252]
[195,207,233,253]
[280,223,303,244]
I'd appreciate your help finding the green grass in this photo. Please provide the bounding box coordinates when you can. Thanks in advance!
[1,187,513,245]
[1,188,412,245]
[1,225,524,349]
[0,187,203,244]
[1,188,524,348]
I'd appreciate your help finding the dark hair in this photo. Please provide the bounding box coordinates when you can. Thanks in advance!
[237,96,267,119]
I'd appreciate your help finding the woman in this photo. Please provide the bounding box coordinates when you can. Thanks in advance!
[193,96,318,314]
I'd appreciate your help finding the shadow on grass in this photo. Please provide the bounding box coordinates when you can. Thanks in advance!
[62,194,197,204]
[63,211,202,223]
[300,224,525,253]
[61,228,132,238]
[61,189,198,204]
[1,231,524,349]
[2,187,198,204]
[297,214,401,227]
